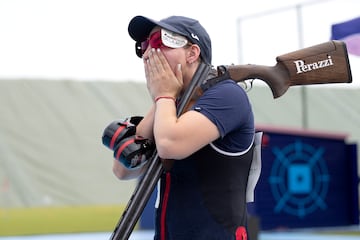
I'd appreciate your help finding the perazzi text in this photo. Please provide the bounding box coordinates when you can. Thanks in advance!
[294,55,333,74]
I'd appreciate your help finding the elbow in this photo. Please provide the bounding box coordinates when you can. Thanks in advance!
[157,147,172,160]
[112,159,145,180]
[112,163,128,180]
[156,139,185,160]
[112,160,134,180]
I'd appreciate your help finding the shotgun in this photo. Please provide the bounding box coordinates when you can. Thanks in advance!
[107,40,352,239]
[200,40,352,98]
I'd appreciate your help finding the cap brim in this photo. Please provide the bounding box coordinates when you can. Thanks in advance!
[128,16,157,41]
[128,15,185,42]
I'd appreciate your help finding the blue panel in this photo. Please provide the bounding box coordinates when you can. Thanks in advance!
[253,131,359,230]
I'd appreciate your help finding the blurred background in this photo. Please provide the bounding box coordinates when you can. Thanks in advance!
[0,0,359,239]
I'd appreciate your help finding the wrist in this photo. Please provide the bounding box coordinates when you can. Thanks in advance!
[154,96,176,103]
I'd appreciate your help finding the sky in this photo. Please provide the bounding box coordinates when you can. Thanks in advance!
[0,0,359,86]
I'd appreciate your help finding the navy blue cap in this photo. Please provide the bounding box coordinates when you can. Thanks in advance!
[128,15,212,64]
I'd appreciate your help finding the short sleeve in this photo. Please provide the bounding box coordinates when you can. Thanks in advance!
[192,80,253,138]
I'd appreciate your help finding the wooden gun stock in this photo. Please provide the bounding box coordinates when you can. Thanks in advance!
[219,40,352,98]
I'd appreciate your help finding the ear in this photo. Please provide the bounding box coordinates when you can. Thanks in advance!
[186,44,201,64]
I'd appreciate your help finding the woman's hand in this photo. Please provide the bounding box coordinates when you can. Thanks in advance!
[144,48,183,101]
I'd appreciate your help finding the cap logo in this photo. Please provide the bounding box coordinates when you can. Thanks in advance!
[191,33,199,41]
[161,29,188,48]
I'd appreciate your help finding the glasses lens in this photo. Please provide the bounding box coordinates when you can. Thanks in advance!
[141,40,149,52]
[135,31,162,58]
[148,31,162,49]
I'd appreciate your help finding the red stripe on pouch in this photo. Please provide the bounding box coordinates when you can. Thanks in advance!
[115,138,135,160]
[110,125,126,149]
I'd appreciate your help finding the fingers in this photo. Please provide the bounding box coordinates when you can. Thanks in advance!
[144,48,173,83]
[148,48,171,74]
[143,48,183,99]
[144,49,162,80]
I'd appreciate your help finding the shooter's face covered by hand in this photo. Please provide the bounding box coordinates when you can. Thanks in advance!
[139,27,202,101]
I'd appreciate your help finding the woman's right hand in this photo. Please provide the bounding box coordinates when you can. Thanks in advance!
[144,48,183,101]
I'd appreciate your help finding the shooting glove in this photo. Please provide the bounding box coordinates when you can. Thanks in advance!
[102,116,143,150]
[113,135,155,169]
[102,116,155,169]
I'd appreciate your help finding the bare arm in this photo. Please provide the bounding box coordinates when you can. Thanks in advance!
[153,99,220,160]
[136,104,155,140]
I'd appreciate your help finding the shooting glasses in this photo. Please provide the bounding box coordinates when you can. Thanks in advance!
[135,28,190,58]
